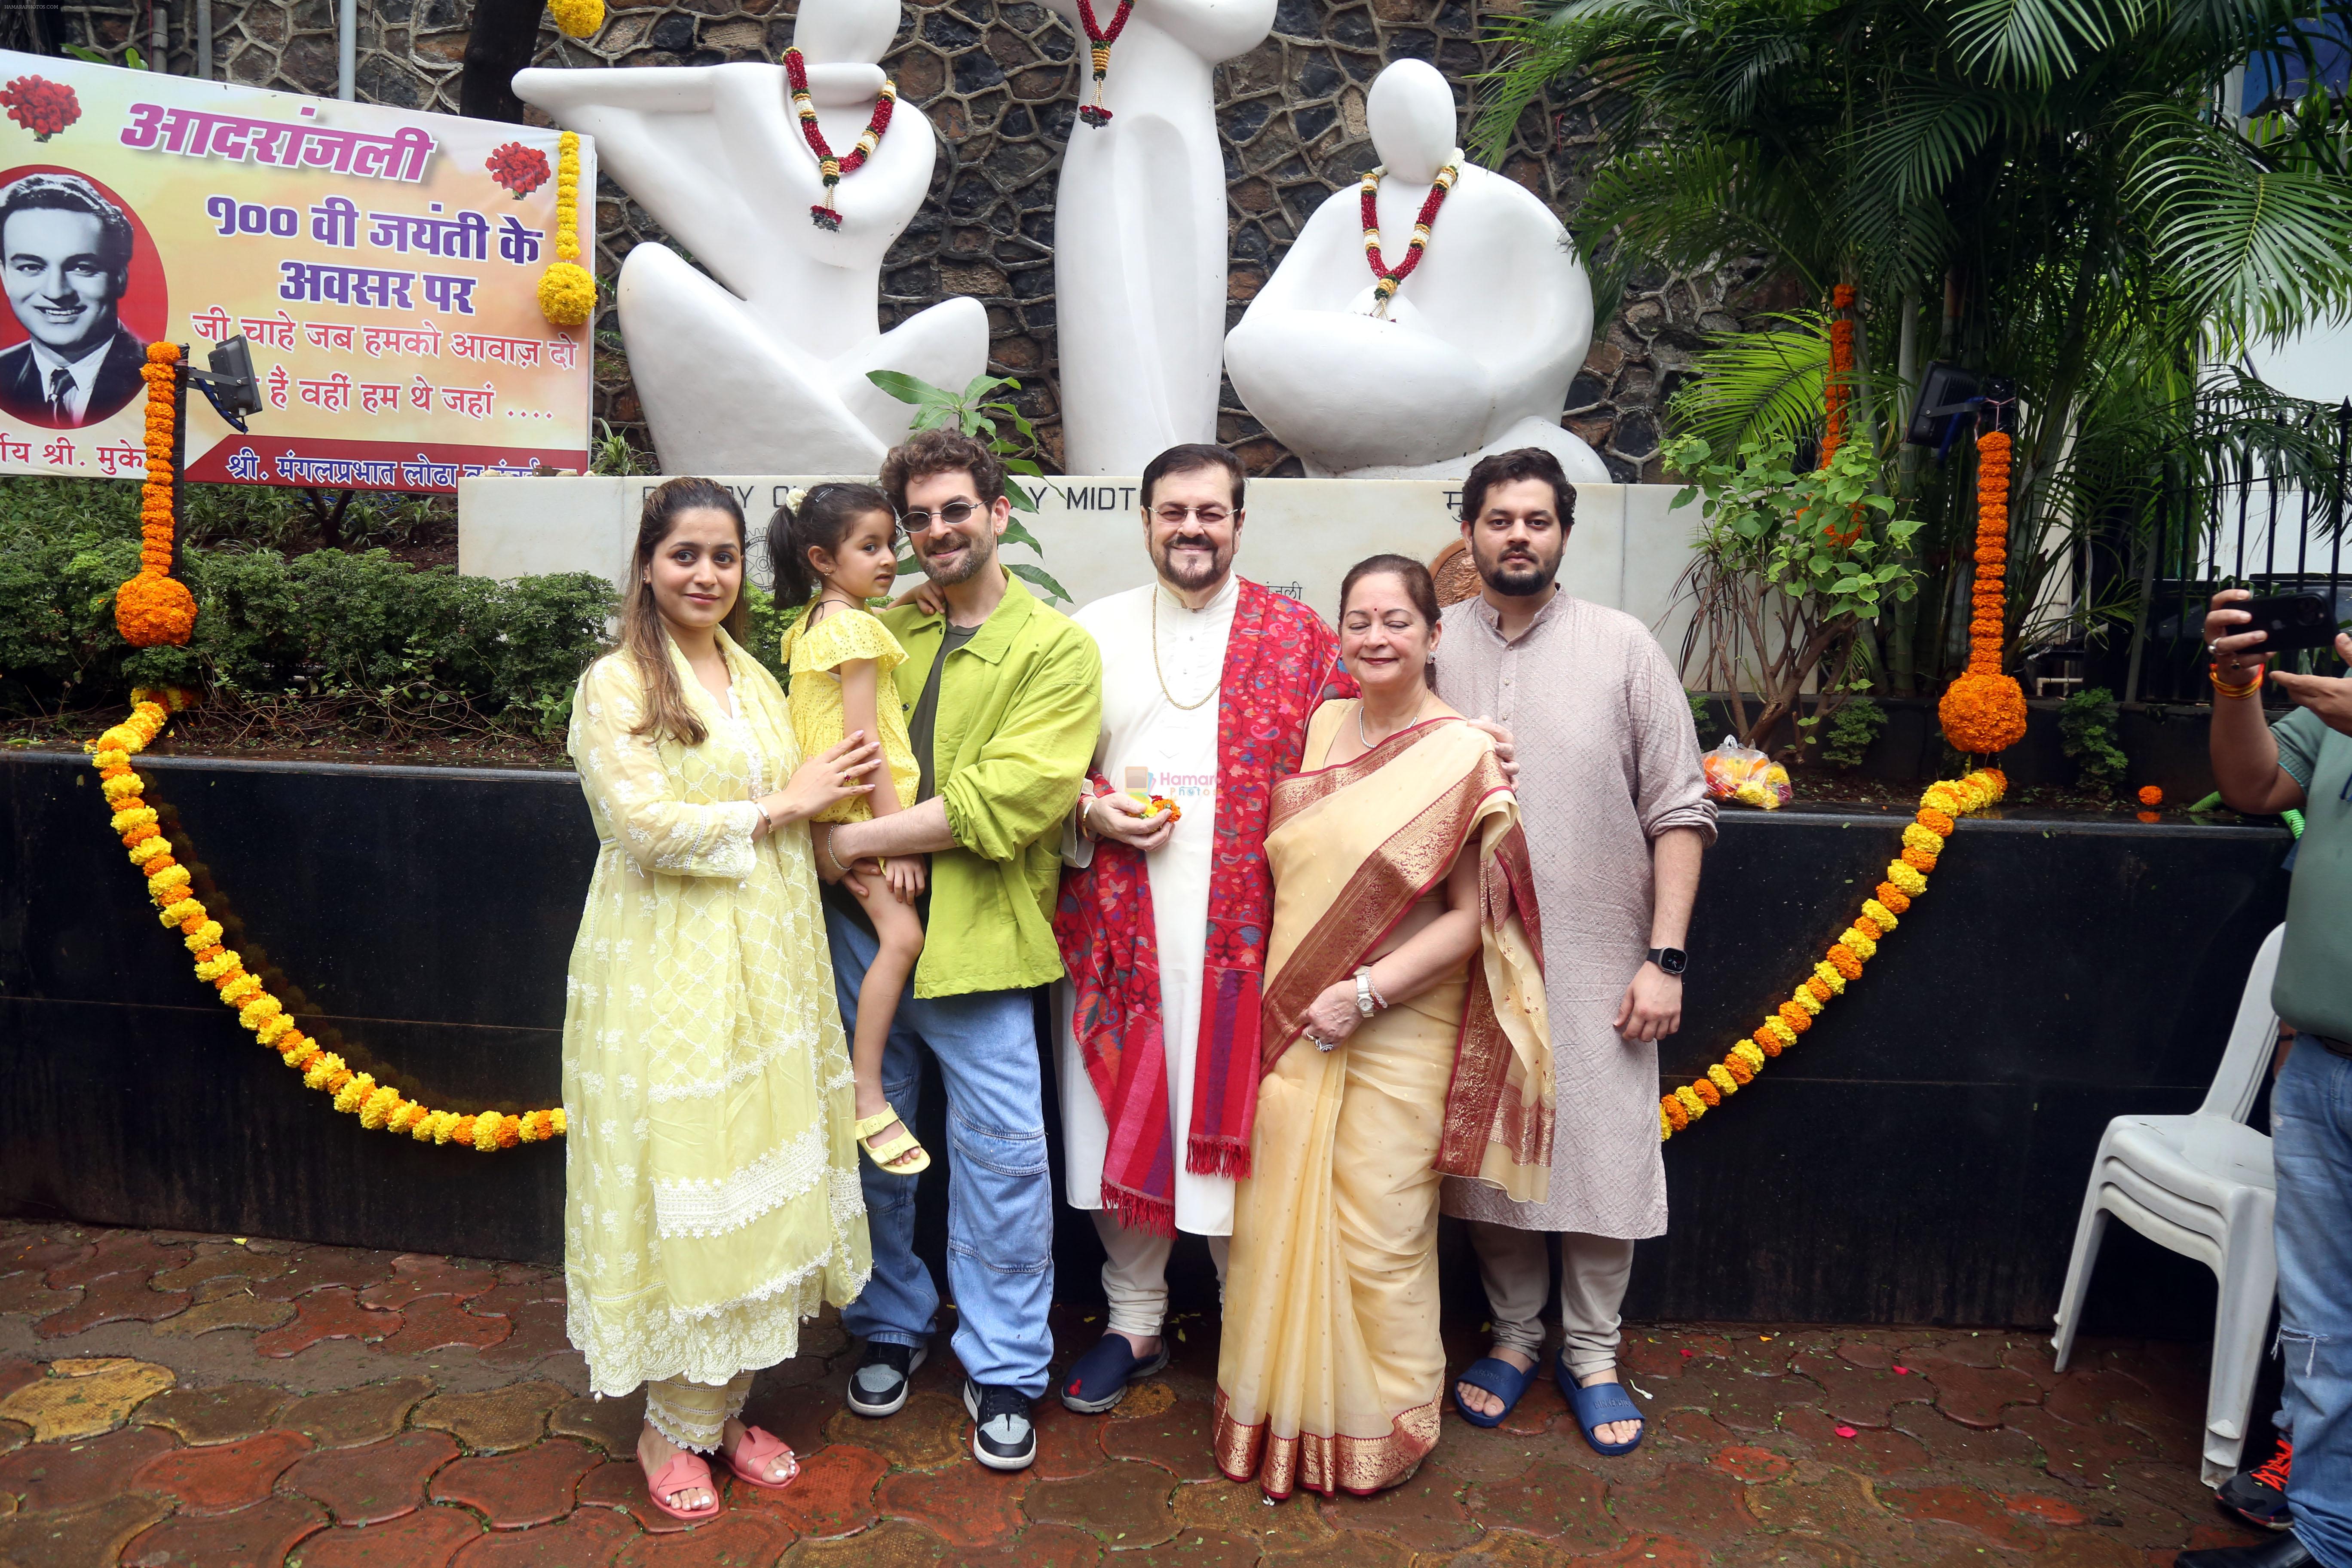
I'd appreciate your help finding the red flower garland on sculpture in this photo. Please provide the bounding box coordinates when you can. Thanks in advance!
[784,48,897,232]
[1360,161,1459,317]
[1075,0,1134,127]
[1938,428,2028,753]
[0,75,79,140]
[485,141,551,199]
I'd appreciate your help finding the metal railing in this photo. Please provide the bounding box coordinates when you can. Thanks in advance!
[2122,399,2352,705]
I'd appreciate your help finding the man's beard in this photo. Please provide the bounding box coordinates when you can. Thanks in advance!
[921,526,995,588]
[1154,536,1230,593]
[1475,540,1559,597]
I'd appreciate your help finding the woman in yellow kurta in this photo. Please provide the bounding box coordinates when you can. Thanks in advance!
[1213,555,1551,1499]
[564,478,885,1522]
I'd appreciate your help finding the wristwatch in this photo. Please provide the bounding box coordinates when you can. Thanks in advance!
[1646,947,1687,976]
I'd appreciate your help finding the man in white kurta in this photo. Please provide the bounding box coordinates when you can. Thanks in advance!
[1051,443,1352,1413]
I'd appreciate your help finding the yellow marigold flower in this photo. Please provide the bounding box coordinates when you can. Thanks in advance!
[427,1111,459,1144]
[126,836,171,867]
[112,805,159,835]
[549,1109,567,1136]
[145,866,192,900]
[91,747,127,769]
[410,1110,438,1141]
[1902,823,1945,857]
[359,1087,399,1129]
[388,1102,425,1134]
[1862,898,1897,931]
[1660,1104,1674,1140]
[157,897,204,927]
[1790,986,1823,1016]
[101,772,144,802]
[1885,861,1928,896]
[256,1013,294,1045]
[1732,1041,1768,1072]
[1707,1063,1739,1096]
[473,1115,505,1152]
[333,1073,376,1114]
[303,1052,346,1090]
[281,1039,320,1070]
[218,973,263,1004]
[194,949,242,981]
[1812,960,1847,995]
[1764,1016,1797,1046]
[98,725,140,751]
[1673,1084,1707,1119]
[1842,928,1877,960]
[238,996,283,1032]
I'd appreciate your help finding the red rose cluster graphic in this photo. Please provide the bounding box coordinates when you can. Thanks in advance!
[485,141,551,199]
[1,75,81,141]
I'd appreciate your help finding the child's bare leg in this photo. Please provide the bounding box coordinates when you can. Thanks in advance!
[849,874,926,1167]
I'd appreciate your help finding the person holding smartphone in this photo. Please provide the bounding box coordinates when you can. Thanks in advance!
[2181,590,2352,1568]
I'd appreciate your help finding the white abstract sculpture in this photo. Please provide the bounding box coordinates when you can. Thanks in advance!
[1223,59,1611,483]
[514,0,986,475]
[1041,0,1275,476]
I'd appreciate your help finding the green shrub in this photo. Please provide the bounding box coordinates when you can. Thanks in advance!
[1822,696,1887,769]
[2058,687,2129,793]
[0,479,613,738]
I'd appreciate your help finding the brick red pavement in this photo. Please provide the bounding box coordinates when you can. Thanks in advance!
[0,1219,2268,1566]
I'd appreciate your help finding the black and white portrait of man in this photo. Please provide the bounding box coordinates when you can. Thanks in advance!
[0,173,146,429]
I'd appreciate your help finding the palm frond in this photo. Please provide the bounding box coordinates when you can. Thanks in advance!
[1667,315,1833,453]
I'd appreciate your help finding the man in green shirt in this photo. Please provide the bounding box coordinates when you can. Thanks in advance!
[815,428,1101,1473]
[2187,591,2352,1568]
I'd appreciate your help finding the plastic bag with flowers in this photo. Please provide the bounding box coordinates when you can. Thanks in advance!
[1700,734,1792,810]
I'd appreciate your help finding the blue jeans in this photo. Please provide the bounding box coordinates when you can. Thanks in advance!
[2276,1036,2352,1568]
[827,903,1054,1398]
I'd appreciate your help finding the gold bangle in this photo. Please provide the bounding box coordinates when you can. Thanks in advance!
[2210,662,2264,700]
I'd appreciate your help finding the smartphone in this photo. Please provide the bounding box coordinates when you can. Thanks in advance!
[2236,592,2344,653]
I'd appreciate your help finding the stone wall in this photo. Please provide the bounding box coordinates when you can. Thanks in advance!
[38,0,1764,479]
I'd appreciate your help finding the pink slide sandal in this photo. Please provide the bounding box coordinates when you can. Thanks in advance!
[645,1452,723,1522]
[723,1426,800,1491]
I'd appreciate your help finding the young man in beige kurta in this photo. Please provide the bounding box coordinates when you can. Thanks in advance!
[1433,447,1715,1450]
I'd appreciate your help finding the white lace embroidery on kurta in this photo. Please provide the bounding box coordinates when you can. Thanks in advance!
[561,634,871,1396]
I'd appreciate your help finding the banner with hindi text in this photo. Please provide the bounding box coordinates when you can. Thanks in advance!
[0,50,592,490]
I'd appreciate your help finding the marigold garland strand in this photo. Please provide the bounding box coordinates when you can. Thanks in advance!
[114,344,197,649]
[785,48,897,230]
[1360,162,1458,318]
[1817,283,1864,546]
[1938,427,2029,753]
[1075,0,1133,127]
[1659,768,2006,1140]
[537,132,595,328]
[90,699,564,1152]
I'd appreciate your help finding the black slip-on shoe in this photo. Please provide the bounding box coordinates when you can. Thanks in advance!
[1059,1333,1171,1414]
[846,1341,926,1418]
[963,1378,1037,1471]
[2174,1531,2315,1568]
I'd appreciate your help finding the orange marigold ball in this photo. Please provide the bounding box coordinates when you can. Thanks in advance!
[2137,785,2162,808]
[1940,669,2027,755]
[1660,1095,1688,1131]
[146,340,181,364]
[114,572,196,648]
[1693,1078,1721,1108]
[1724,1055,1755,1084]
[1828,945,1863,980]
[1752,1026,1782,1057]
[1778,1001,1812,1033]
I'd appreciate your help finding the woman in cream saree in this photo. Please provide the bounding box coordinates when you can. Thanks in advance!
[1213,557,1551,1499]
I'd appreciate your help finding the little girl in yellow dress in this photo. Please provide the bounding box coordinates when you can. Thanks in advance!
[772,484,929,1175]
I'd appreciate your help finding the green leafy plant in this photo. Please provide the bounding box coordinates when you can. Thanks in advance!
[1821,695,1887,769]
[2058,686,2130,794]
[1666,429,1922,759]
[588,418,651,477]
[64,43,146,69]
[867,371,1070,604]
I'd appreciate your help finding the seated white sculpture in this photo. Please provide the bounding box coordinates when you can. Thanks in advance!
[514,0,986,475]
[1223,58,1611,483]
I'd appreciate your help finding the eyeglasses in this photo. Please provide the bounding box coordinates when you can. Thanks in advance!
[1153,505,1231,527]
[896,498,982,538]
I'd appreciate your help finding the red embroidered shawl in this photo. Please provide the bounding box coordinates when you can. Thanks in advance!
[1054,579,1353,1236]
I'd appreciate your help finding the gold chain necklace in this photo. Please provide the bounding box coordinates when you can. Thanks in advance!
[1149,590,1218,710]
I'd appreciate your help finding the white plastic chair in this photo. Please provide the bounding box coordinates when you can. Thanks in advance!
[2050,922,2284,1489]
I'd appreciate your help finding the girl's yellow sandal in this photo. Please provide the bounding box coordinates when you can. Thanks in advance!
[855,1109,931,1175]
